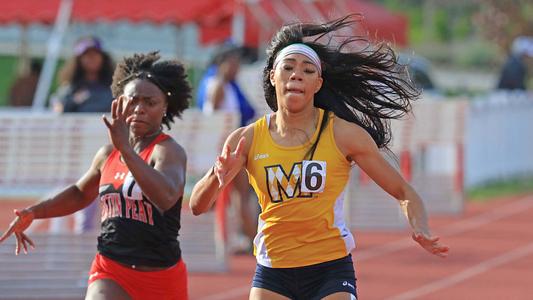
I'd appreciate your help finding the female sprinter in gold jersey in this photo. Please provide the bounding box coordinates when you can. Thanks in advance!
[190,15,449,300]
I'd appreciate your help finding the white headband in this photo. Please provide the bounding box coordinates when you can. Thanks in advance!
[273,43,322,75]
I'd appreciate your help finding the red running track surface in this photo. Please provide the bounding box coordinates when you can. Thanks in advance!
[1,194,532,300]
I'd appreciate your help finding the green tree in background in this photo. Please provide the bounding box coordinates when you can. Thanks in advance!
[379,0,477,44]
[473,0,533,50]
[0,56,19,106]
[376,0,527,69]
[434,9,451,42]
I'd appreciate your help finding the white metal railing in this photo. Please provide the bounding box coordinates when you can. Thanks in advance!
[465,91,533,187]
[0,109,238,277]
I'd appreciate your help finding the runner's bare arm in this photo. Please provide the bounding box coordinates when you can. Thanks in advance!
[26,144,111,219]
[121,140,186,212]
[0,145,111,253]
[189,126,253,215]
[335,119,448,257]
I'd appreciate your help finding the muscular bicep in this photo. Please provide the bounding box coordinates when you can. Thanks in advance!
[76,145,112,202]
[153,142,187,198]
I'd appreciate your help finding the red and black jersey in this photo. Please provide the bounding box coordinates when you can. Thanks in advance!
[97,133,182,268]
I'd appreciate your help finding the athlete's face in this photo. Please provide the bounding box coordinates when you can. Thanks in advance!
[122,79,167,137]
[270,53,323,113]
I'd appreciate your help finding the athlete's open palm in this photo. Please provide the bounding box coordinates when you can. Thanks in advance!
[214,137,246,188]
[0,209,35,255]
[102,96,132,152]
[412,233,449,258]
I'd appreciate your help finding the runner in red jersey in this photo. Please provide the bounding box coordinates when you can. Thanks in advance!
[0,52,191,300]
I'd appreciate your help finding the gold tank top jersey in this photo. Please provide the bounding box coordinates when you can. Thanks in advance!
[247,109,355,268]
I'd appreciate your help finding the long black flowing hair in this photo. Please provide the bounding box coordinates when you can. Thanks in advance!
[263,14,419,150]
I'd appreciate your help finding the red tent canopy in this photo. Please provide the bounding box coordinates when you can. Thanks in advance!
[2,0,232,44]
[1,0,227,24]
[1,0,407,47]
[241,0,408,48]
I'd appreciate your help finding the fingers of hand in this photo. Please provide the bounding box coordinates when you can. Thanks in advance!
[215,168,225,187]
[18,233,28,254]
[235,137,246,157]
[222,144,230,159]
[412,233,424,242]
[214,157,220,170]
[15,233,22,255]
[122,96,133,117]
[436,244,449,253]
[116,97,124,119]
[0,215,19,243]
[14,232,35,255]
[421,236,449,257]
[413,233,448,257]
[432,245,449,257]
[0,229,12,243]
[111,99,118,119]
[126,115,134,125]
[216,156,227,170]
[102,115,112,129]
[413,233,439,244]
[214,157,226,187]
[21,232,35,249]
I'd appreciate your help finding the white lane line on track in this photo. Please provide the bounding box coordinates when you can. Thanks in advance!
[355,195,533,260]
[387,241,533,300]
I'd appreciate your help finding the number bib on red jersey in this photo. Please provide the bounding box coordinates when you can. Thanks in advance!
[97,133,182,268]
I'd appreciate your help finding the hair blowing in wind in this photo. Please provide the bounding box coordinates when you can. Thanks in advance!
[263,14,420,149]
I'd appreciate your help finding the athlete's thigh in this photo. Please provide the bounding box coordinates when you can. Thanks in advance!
[249,287,291,300]
[322,292,356,300]
[85,278,131,300]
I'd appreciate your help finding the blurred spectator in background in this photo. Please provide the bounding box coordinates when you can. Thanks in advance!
[50,36,114,234]
[496,36,533,90]
[197,44,255,126]
[8,59,42,107]
[196,44,257,252]
[51,36,114,112]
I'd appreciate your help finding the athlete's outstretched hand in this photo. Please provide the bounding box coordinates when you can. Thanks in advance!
[214,137,246,188]
[102,96,133,153]
[0,209,36,255]
[412,233,449,258]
